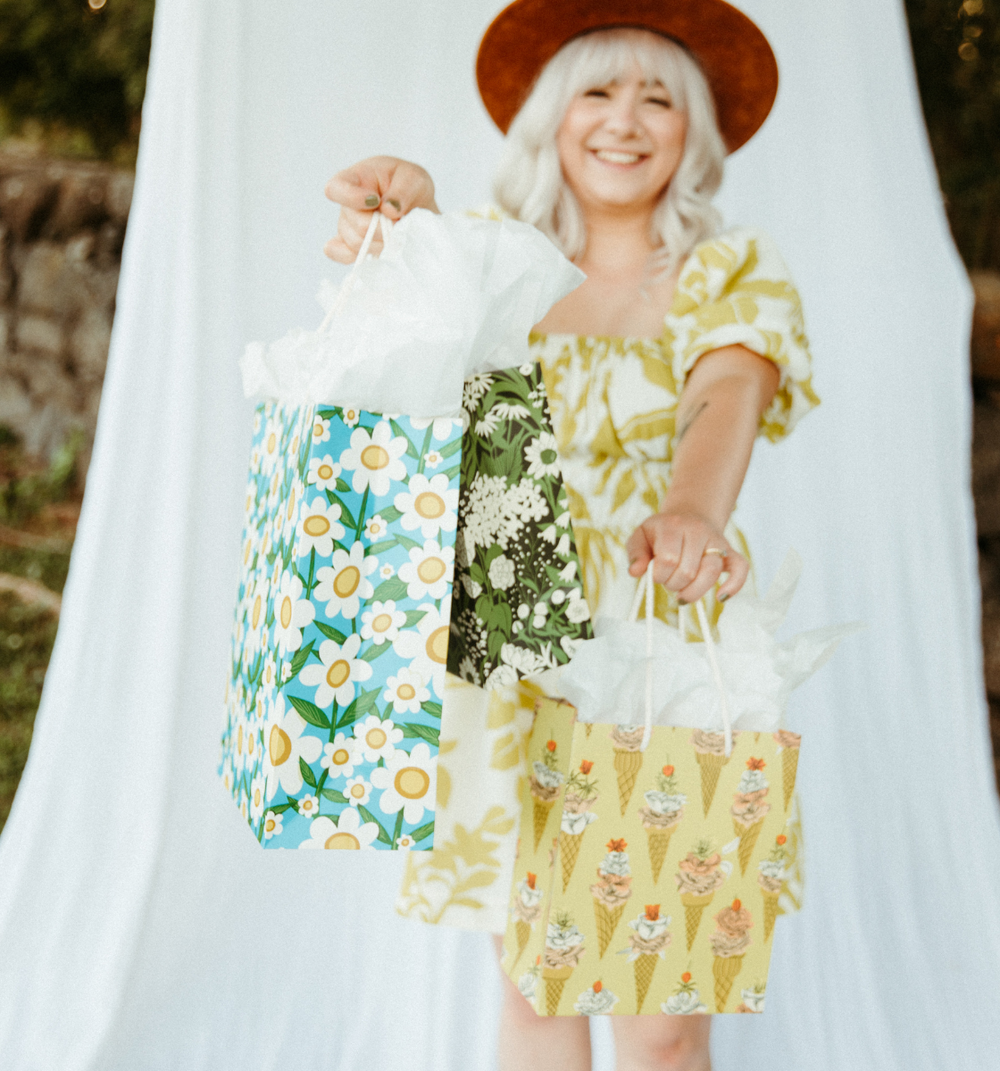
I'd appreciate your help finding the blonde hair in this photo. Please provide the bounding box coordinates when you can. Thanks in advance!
[493,28,726,275]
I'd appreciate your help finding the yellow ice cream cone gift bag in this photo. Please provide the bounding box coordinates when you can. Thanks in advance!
[501,560,856,1014]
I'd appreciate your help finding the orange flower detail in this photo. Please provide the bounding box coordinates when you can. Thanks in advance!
[776,834,787,846]
[535,955,542,965]
[546,740,557,752]
[681,972,692,983]
[662,764,675,776]
[645,905,660,921]
[732,899,742,911]
[526,872,536,889]
[593,981,603,993]
[607,838,627,852]
[746,757,766,770]
[580,760,594,774]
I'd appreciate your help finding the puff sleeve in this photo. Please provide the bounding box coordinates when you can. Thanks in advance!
[668,227,819,442]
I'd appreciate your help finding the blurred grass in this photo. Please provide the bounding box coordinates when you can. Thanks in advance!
[0,426,80,834]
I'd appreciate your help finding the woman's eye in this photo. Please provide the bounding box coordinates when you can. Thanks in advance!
[646,96,672,108]
[583,88,610,99]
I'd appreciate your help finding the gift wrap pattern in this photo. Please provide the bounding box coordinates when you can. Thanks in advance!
[218,401,463,851]
[503,698,802,1015]
[448,365,593,690]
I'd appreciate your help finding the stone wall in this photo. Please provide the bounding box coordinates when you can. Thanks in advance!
[0,151,132,465]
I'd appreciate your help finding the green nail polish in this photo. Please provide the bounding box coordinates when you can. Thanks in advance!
[364,194,380,208]
[718,592,729,603]
[387,198,401,211]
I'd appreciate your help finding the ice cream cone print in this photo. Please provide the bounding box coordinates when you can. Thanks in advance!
[529,739,564,850]
[691,732,731,816]
[761,889,781,942]
[560,833,583,891]
[712,953,744,1012]
[776,731,801,811]
[733,817,765,876]
[634,955,658,1013]
[542,965,573,1015]
[584,723,593,738]
[646,829,674,882]
[609,725,644,814]
[590,838,633,957]
[533,798,555,850]
[560,762,600,891]
[680,892,713,951]
[510,873,544,968]
[709,899,753,1012]
[593,902,626,958]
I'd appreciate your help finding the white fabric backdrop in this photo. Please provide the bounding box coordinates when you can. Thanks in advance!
[1,1,998,1068]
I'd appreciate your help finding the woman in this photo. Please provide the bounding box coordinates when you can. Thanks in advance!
[326,2,815,1068]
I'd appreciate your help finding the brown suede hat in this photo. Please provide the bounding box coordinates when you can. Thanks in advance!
[476,0,778,153]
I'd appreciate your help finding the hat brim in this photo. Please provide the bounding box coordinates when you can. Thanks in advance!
[476,0,778,153]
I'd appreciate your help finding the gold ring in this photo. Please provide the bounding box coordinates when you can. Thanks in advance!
[703,547,726,558]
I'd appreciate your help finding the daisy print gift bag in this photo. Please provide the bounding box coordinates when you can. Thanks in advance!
[218,210,584,852]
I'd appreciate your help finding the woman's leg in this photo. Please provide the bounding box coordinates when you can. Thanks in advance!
[493,936,592,1071]
[610,1015,711,1071]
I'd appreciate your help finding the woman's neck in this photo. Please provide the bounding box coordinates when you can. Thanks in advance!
[573,206,657,280]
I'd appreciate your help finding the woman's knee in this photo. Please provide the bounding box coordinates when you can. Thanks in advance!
[613,1016,711,1071]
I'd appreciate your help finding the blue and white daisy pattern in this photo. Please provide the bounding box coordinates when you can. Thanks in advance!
[218,401,462,851]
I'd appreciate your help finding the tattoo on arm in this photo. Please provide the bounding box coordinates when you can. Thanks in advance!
[676,401,708,444]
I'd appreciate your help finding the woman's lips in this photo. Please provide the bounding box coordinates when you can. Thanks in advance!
[591,149,647,166]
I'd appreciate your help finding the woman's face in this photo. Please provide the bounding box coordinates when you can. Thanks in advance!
[556,62,687,216]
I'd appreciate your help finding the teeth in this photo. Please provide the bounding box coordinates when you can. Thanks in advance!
[594,150,642,164]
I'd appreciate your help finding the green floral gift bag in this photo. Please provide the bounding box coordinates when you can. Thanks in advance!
[447,364,593,690]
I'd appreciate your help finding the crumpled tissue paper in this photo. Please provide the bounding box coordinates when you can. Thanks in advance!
[239,208,584,416]
[559,550,861,732]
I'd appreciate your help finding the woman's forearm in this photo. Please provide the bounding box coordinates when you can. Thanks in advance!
[660,345,780,531]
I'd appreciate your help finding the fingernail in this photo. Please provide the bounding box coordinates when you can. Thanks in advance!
[678,598,689,606]
[387,198,401,211]
[718,593,729,603]
[364,194,380,208]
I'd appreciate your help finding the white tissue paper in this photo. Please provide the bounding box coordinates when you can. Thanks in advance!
[239,209,585,416]
[559,551,861,733]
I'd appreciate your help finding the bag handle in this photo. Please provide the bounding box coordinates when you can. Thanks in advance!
[628,563,733,757]
[318,211,393,333]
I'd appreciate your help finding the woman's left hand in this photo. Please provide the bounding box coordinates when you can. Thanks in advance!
[626,510,749,604]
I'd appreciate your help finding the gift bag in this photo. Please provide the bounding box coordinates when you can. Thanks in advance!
[501,560,856,1013]
[447,362,593,691]
[218,210,584,851]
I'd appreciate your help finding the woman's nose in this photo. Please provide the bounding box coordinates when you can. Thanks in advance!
[604,92,642,137]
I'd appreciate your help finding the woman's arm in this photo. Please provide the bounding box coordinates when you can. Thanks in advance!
[626,344,780,603]
[324,156,438,262]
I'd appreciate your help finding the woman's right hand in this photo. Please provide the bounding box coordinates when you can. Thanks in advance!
[323,156,438,262]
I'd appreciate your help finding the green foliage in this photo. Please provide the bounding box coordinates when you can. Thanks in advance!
[905,0,1000,268]
[0,0,155,162]
[0,427,84,525]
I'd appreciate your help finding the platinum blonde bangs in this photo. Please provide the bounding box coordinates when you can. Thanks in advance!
[493,28,726,275]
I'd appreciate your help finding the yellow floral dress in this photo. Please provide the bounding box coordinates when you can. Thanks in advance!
[397,226,818,933]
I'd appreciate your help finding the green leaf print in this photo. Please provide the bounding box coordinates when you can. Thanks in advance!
[372,576,408,602]
[393,532,422,551]
[330,494,357,532]
[403,609,428,628]
[288,695,331,729]
[358,805,393,845]
[421,700,442,719]
[360,642,392,664]
[409,821,435,843]
[389,419,419,460]
[320,787,348,804]
[288,640,315,677]
[378,505,403,523]
[440,436,462,459]
[365,539,398,555]
[402,723,440,747]
[335,477,351,493]
[314,621,348,644]
[299,757,317,788]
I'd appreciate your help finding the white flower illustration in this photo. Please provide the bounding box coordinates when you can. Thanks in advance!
[339,421,408,496]
[566,593,591,623]
[272,571,315,656]
[298,633,373,708]
[378,562,395,580]
[261,417,282,474]
[525,432,561,478]
[262,694,323,800]
[260,654,278,701]
[396,834,418,850]
[311,416,331,443]
[423,450,443,469]
[343,776,372,807]
[244,575,271,659]
[383,667,430,715]
[371,742,436,826]
[297,793,320,818]
[463,373,492,410]
[320,733,361,780]
[249,775,266,819]
[398,539,454,600]
[364,513,389,541]
[296,496,345,558]
[307,454,341,491]
[410,415,462,441]
[360,600,407,645]
[392,598,451,698]
[353,714,404,763]
[493,402,530,421]
[263,809,283,840]
[394,472,458,540]
[297,809,379,850]
[314,541,378,620]
[488,554,515,591]
[340,405,362,428]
